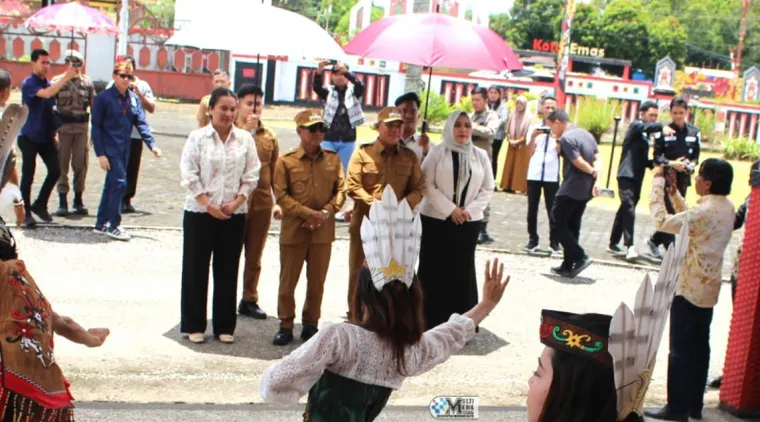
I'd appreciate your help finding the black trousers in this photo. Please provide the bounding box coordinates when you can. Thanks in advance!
[610,178,643,247]
[18,135,61,210]
[124,138,143,203]
[551,195,588,267]
[667,296,713,414]
[491,138,503,178]
[181,211,245,335]
[650,174,688,248]
[527,180,559,245]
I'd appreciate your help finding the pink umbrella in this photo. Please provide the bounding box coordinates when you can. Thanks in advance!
[24,2,119,35]
[344,12,521,130]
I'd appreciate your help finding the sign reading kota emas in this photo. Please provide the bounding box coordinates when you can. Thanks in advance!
[532,39,605,58]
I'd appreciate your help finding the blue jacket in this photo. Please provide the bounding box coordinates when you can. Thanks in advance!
[91,86,155,158]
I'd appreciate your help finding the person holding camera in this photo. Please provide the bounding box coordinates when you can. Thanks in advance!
[523,96,561,255]
[52,50,95,218]
[647,97,701,259]
[18,49,77,227]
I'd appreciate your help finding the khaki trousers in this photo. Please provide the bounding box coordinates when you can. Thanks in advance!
[242,208,272,303]
[56,130,89,194]
[277,243,332,329]
[347,233,365,321]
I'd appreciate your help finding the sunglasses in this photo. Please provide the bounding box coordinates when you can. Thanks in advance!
[300,124,326,133]
[116,73,134,80]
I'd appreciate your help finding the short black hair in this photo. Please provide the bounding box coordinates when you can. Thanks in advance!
[488,85,502,93]
[699,158,733,195]
[213,69,229,78]
[547,109,570,123]
[236,84,263,99]
[0,69,10,92]
[640,100,658,113]
[541,95,557,105]
[31,49,48,62]
[208,87,237,109]
[670,97,688,111]
[395,92,420,108]
[122,55,137,69]
[751,160,760,173]
[471,87,488,100]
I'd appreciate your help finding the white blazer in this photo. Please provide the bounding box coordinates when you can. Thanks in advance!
[420,143,494,221]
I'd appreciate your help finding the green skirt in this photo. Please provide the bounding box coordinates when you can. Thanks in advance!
[303,370,393,422]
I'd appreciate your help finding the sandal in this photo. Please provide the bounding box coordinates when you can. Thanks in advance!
[217,334,234,344]
[188,333,205,343]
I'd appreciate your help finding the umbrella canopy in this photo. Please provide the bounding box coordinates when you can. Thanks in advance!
[0,1,31,25]
[24,2,119,35]
[344,13,521,72]
[165,2,345,60]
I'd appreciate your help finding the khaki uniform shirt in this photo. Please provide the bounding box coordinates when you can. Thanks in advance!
[249,125,279,211]
[274,146,346,245]
[196,94,211,127]
[53,73,94,134]
[347,140,424,234]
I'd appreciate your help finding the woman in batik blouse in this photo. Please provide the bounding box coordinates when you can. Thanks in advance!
[260,186,510,421]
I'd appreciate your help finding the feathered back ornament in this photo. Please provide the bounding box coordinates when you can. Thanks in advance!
[0,104,28,186]
[360,185,422,291]
[609,223,690,421]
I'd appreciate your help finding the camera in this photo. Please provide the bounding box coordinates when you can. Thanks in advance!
[72,61,82,68]
[664,162,695,175]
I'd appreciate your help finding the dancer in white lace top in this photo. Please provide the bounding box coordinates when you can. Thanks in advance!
[260,185,510,420]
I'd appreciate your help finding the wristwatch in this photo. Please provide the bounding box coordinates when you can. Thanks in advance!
[322,210,330,220]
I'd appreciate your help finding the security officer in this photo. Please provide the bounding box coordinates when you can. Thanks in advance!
[608,101,674,261]
[53,50,94,216]
[345,106,425,321]
[647,97,701,258]
[272,109,345,346]
[236,84,280,320]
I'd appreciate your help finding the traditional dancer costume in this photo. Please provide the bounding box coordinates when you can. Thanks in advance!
[260,186,478,421]
[539,224,689,421]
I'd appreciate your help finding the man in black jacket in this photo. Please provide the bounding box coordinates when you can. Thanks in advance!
[647,97,701,259]
[608,101,674,261]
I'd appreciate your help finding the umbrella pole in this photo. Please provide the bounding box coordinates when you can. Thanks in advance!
[422,66,432,133]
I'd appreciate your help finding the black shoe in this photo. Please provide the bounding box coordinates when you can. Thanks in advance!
[72,193,88,215]
[238,300,267,319]
[647,239,663,260]
[54,194,68,217]
[301,325,319,341]
[707,375,722,389]
[23,213,36,228]
[30,203,53,222]
[122,202,136,214]
[606,243,625,255]
[568,256,593,278]
[523,241,539,253]
[549,243,562,256]
[689,410,703,420]
[644,406,688,422]
[478,231,495,245]
[273,328,294,346]
[551,263,572,277]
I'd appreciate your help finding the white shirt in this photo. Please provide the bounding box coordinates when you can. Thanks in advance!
[106,77,155,139]
[525,121,560,183]
[260,314,475,404]
[180,125,261,214]
[419,143,494,221]
[401,134,424,161]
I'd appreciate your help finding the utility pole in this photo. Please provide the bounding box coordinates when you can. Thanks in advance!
[734,0,751,99]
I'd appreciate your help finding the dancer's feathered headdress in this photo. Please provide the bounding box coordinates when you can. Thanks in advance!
[609,223,690,421]
[0,104,27,184]
[360,185,422,291]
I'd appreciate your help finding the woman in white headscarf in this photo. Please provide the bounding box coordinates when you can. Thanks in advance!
[500,96,534,193]
[418,110,494,330]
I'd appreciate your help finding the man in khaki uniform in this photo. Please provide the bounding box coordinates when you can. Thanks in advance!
[53,50,94,216]
[470,87,500,244]
[346,106,425,320]
[196,70,231,128]
[272,109,345,346]
[236,84,280,320]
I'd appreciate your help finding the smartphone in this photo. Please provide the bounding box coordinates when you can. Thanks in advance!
[536,126,551,134]
[72,61,82,68]
[329,59,338,65]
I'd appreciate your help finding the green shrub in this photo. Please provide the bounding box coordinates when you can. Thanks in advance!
[571,97,621,143]
[694,109,717,143]
[419,90,455,125]
[455,95,473,113]
[722,137,760,161]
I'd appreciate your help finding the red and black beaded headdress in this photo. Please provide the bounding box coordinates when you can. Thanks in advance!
[540,310,613,367]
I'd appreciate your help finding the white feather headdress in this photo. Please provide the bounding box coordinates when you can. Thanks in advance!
[360,185,422,291]
[609,223,690,420]
[0,104,27,182]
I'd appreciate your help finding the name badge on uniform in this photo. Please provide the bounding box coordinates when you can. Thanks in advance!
[664,136,676,143]
[685,136,697,143]
[653,132,662,139]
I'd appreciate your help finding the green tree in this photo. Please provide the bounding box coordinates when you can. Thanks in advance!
[647,17,688,67]
[334,5,384,43]
[502,0,564,50]
[598,0,650,69]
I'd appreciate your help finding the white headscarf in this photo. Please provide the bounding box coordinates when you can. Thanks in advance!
[442,110,474,206]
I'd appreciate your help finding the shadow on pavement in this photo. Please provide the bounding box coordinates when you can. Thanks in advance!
[455,327,510,356]
[540,273,596,285]
[19,226,112,244]
[163,317,308,361]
